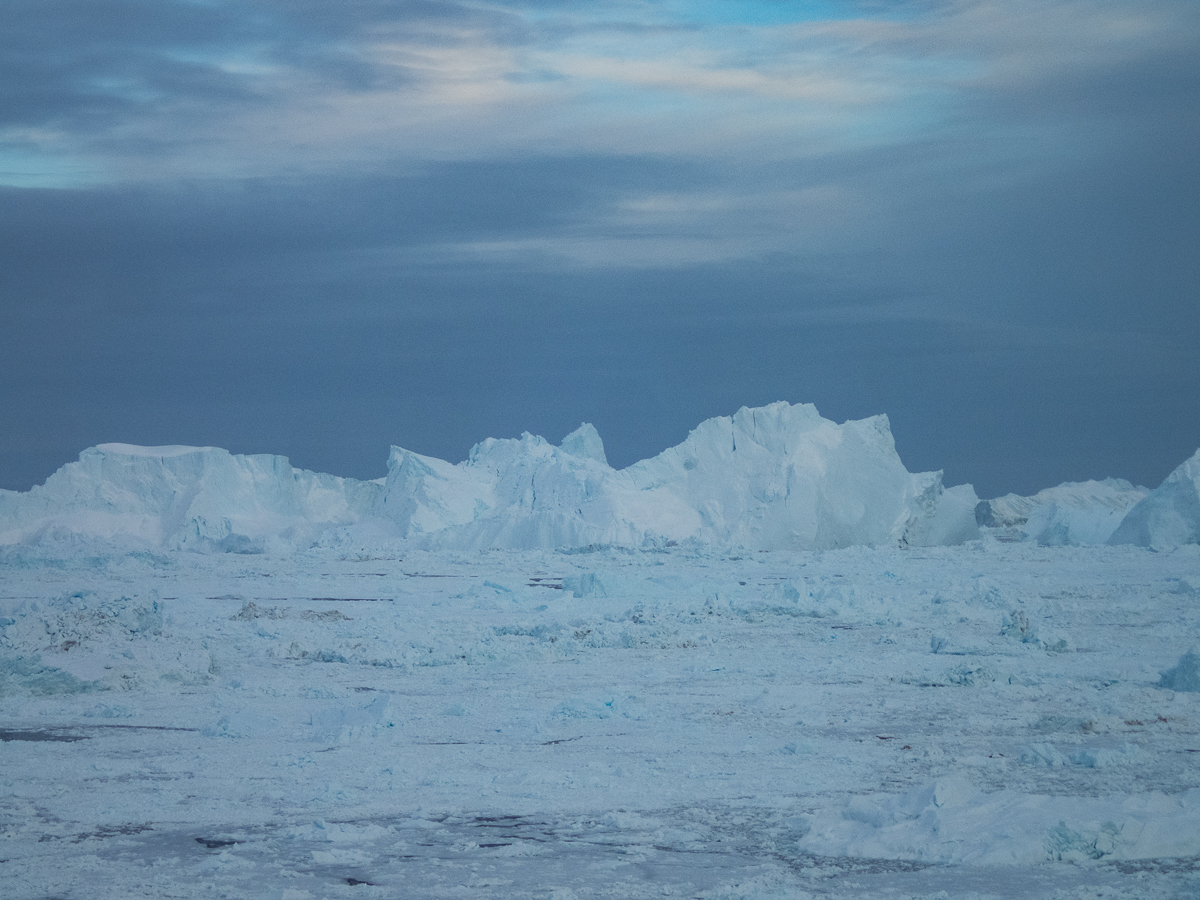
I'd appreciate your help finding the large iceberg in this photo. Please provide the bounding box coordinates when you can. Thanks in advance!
[336,402,979,551]
[0,402,980,553]
[613,402,978,551]
[1108,448,1200,548]
[976,478,1148,546]
[0,444,380,553]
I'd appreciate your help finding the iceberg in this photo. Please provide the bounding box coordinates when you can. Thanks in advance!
[364,402,979,551]
[0,403,980,553]
[0,444,380,553]
[976,478,1147,546]
[617,402,978,550]
[372,428,643,550]
[1109,448,1200,548]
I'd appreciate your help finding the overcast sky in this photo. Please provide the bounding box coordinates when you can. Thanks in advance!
[2,0,1197,498]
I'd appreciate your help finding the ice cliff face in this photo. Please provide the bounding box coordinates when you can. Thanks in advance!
[1,402,984,553]
[1109,448,1200,548]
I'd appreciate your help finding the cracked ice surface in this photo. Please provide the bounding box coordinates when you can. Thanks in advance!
[2,541,1200,898]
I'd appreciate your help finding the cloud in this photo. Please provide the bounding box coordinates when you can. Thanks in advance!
[0,1,1173,176]
[4,0,1196,304]
[2,0,1193,188]
[0,0,537,181]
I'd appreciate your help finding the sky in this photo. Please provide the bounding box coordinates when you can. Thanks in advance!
[2,0,1198,498]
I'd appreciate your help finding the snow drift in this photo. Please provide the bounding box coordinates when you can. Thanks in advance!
[0,402,982,553]
[1109,448,1200,548]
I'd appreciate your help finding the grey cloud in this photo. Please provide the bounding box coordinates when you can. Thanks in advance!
[0,155,703,287]
[0,0,528,134]
[0,1,254,127]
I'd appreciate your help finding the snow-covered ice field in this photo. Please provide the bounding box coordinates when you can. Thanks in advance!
[3,541,1199,899]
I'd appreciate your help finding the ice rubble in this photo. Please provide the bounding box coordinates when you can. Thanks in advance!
[0,403,980,553]
[1109,448,1200,548]
[975,478,1147,546]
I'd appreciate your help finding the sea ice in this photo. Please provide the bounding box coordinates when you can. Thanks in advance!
[1,542,1199,898]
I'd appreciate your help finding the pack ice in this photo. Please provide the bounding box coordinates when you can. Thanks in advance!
[0,402,981,553]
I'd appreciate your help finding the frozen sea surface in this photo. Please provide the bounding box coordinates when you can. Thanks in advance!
[2,541,1199,898]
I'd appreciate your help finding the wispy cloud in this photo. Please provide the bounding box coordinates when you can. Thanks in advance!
[4,0,1195,289]
[11,0,1193,185]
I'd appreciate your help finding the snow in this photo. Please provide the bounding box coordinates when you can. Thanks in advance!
[94,442,213,458]
[0,402,981,554]
[1109,448,1200,548]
